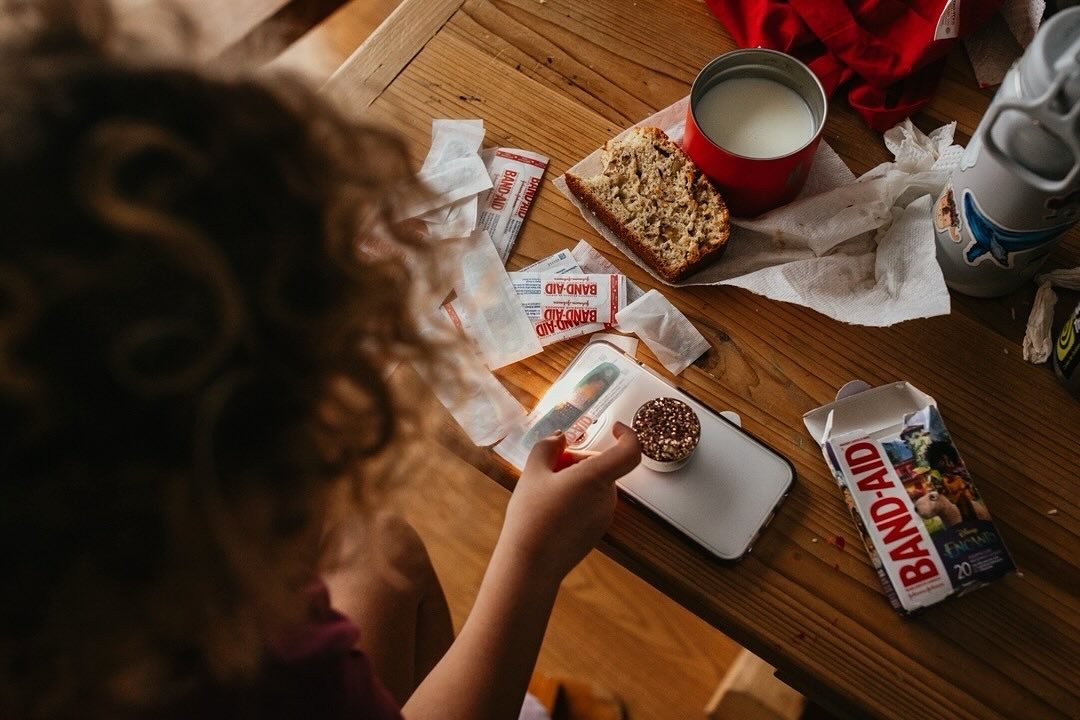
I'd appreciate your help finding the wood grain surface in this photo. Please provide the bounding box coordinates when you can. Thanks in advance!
[325,1,1080,718]
[323,0,466,116]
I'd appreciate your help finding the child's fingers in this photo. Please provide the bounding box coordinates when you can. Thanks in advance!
[524,432,568,474]
[566,423,640,487]
[553,449,596,471]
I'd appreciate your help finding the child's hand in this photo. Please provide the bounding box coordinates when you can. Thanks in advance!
[500,422,641,583]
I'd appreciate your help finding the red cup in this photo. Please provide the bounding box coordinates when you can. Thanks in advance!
[683,49,828,218]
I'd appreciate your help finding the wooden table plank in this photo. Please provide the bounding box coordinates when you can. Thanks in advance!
[326,1,1080,718]
[323,0,466,116]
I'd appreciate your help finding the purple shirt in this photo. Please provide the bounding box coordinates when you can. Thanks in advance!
[144,583,402,720]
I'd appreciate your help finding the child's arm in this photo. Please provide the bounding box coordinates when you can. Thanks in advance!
[401,424,640,720]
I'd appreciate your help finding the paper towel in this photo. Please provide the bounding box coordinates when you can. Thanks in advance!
[964,0,1045,88]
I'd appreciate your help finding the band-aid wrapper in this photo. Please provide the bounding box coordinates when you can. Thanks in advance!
[510,273,627,345]
[520,248,581,275]
[447,272,630,347]
[453,229,542,369]
[479,148,549,262]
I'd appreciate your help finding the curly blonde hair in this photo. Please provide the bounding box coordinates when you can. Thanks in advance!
[0,1,442,716]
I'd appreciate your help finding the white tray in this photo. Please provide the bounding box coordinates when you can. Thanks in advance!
[572,342,795,561]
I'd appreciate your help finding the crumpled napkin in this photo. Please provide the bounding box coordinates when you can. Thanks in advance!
[615,290,711,375]
[1023,267,1080,363]
[963,0,1045,88]
[555,97,958,326]
[416,308,527,447]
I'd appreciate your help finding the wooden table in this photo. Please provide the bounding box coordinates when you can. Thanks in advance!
[325,2,1080,718]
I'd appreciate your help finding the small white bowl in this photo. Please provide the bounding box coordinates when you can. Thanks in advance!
[632,397,701,474]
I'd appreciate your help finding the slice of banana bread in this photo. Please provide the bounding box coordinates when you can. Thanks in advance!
[565,126,730,282]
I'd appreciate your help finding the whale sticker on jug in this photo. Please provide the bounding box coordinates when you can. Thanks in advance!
[933,7,1080,297]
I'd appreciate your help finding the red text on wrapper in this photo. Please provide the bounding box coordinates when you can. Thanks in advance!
[510,272,626,346]
[489,169,518,211]
[544,281,599,296]
[534,307,599,338]
[542,307,598,325]
[839,439,950,606]
[517,176,541,219]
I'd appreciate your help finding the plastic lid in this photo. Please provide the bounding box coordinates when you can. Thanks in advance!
[1022,7,1080,104]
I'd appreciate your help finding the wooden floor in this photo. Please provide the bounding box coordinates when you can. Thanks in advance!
[280,4,745,717]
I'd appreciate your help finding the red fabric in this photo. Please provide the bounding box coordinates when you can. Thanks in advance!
[705,0,1004,131]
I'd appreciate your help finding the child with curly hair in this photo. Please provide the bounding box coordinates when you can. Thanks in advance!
[0,2,640,718]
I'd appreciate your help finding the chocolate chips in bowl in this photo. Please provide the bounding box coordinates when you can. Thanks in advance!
[631,397,701,472]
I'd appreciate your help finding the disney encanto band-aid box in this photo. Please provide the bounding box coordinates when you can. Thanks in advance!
[803,382,1016,614]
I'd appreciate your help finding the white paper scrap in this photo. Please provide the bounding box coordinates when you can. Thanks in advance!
[422,119,485,172]
[615,290,710,375]
[415,311,526,447]
[455,228,543,369]
[423,195,478,240]
[403,155,492,220]
[557,95,958,327]
[405,118,489,235]
[420,120,486,227]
